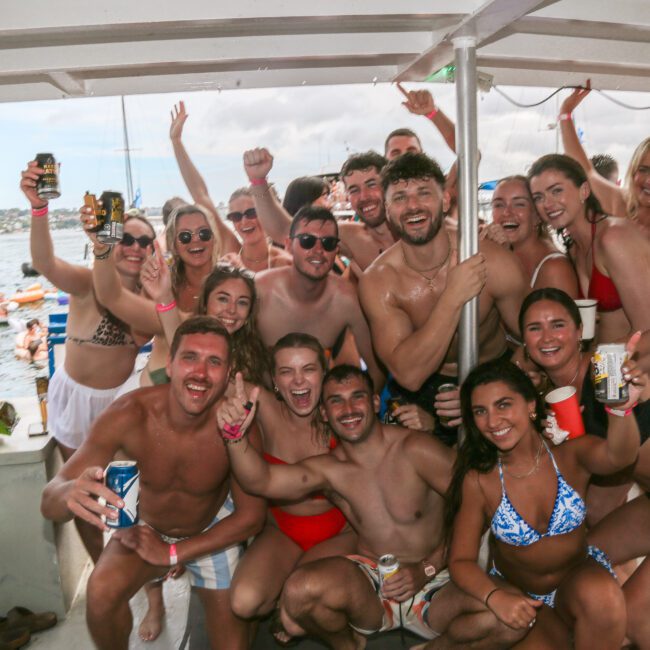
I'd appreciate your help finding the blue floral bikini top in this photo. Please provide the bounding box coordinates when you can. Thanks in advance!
[490,441,586,547]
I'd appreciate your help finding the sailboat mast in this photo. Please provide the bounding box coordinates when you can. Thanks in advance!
[121,96,134,207]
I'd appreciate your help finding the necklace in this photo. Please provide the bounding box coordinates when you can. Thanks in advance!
[502,438,544,479]
[240,245,271,270]
[552,352,583,389]
[401,237,451,289]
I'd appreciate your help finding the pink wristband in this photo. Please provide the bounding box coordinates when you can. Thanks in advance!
[558,112,572,121]
[169,543,178,567]
[605,404,636,417]
[250,177,268,187]
[31,205,49,217]
[156,300,177,313]
[426,108,439,120]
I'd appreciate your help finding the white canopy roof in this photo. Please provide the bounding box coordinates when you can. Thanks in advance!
[2,0,648,103]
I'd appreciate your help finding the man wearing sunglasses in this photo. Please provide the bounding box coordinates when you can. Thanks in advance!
[243,148,396,281]
[254,205,385,391]
[359,153,527,446]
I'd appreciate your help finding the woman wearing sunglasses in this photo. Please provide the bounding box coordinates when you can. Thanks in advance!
[222,187,292,272]
[170,101,290,272]
[20,161,156,557]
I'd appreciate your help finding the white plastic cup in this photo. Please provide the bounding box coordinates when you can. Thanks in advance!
[575,299,598,340]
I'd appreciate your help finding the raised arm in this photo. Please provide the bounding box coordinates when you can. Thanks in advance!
[20,161,92,296]
[217,375,331,500]
[243,148,293,242]
[89,237,161,336]
[169,101,239,254]
[559,84,627,217]
[359,252,487,391]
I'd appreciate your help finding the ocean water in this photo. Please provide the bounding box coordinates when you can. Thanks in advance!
[0,229,86,397]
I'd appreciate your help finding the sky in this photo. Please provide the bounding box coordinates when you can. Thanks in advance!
[1,82,648,210]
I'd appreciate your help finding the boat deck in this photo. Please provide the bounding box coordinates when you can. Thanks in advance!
[33,561,420,649]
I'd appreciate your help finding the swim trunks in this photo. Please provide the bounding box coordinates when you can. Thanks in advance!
[141,493,243,590]
[49,364,120,449]
[346,555,449,639]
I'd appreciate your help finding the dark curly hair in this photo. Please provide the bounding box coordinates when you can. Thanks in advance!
[381,152,446,193]
[340,151,387,180]
[443,359,544,545]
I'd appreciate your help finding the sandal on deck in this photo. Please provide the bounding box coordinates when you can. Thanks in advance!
[6,606,57,633]
[268,609,298,648]
[0,627,30,650]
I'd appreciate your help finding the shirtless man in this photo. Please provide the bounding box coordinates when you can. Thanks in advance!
[359,152,527,445]
[40,317,265,650]
[217,365,526,649]
[244,147,395,279]
[254,205,385,390]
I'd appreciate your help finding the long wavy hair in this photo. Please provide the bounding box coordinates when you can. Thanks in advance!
[443,360,545,545]
[197,263,270,386]
[527,154,605,250]
[165,204,221,298]
[271,332,329,445]
[625,137,650,221]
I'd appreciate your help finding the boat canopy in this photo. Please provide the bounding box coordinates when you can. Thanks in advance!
[1,0,648,103]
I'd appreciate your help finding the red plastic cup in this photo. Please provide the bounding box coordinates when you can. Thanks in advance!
[545,386,585,440]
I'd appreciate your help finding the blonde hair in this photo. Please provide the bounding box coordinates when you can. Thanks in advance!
[625,137,650,220]
[165,204,221,297]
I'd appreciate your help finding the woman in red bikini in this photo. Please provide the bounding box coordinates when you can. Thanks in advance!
[528,153,650,344]
[228,333,356,644]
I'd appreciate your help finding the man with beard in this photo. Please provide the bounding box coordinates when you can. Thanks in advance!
[40,317,266,650]
[254,205,385,390]
[216,365,527,649]
[243,148,396,280]
[359,153,527,445]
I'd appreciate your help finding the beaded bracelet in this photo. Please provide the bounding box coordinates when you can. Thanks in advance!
[155,299,177,313]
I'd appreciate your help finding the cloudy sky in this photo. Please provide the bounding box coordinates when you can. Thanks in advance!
[1,82,648,210]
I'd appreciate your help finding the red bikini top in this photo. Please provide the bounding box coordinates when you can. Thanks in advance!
[263,437,338,501]
[578,222,623,312]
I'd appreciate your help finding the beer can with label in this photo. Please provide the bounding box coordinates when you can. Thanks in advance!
[378,554,400,588]
[35,375,49,430]
[592,344,629,404]
[96,191,125,244]
[383,396,405,425]
[105,460,139,528]
[84,191,102,233]
[35,153,61,200]
[437,383,458,427]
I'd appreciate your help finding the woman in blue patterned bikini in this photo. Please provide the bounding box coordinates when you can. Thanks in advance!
[444,359,642,649]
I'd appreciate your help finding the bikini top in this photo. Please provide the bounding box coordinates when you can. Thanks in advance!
[529,252,566,288]
[263,437,338,501]
[490,441,586,547]
[580,221,623,312]
[67,310,136,348]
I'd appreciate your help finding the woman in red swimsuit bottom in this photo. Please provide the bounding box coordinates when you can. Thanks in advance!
[229,333,356,640]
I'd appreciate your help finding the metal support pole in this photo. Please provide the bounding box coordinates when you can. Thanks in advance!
[453,36,479,393]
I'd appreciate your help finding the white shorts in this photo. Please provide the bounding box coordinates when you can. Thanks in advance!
[145,493,243,591]
[347,555,450,640]
[48,365,120,449]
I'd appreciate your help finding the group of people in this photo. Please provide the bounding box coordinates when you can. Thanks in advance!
[17,82,650,649]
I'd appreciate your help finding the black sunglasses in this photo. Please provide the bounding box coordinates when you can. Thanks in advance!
[291,234,340,252]
[120,233,154,248]
[226,207,257,223]
[177,228,213,245]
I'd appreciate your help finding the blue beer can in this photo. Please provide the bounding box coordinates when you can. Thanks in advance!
[105,460,140,528]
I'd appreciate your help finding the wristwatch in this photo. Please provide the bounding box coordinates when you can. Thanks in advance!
[422,560,436,578]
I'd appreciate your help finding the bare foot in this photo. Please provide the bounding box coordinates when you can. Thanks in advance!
[139,583,165,642]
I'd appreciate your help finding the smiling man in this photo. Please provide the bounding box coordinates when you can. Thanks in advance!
[254,205,385,390]
[41,316,266,650]
[218,364,526,649]
[359,153,527,445]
